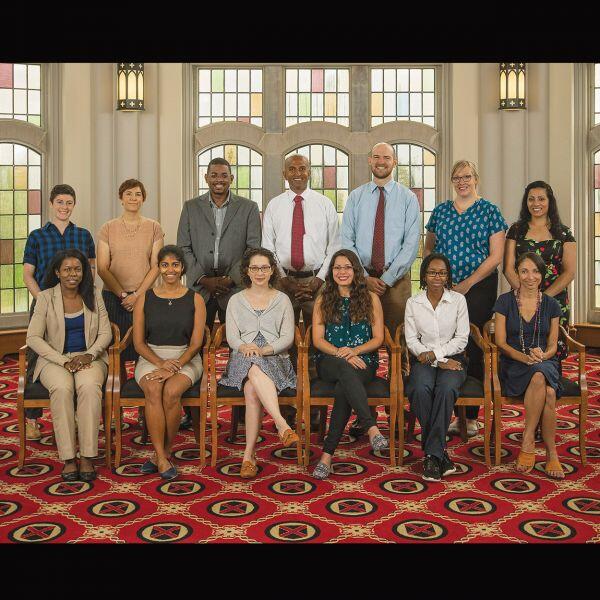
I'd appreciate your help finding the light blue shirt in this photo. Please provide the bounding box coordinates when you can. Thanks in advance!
[341,180,420,287]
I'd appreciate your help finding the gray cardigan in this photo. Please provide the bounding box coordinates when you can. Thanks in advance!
[225,290,295,356]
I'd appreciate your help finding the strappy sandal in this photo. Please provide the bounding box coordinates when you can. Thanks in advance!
[545,458,565,480]
[279,428,299,448]
[240,456,258,479]
[515,449,536,474]
[312,462,330,480]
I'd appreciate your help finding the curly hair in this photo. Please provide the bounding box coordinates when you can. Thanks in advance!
[44,249,95,311]
[240,247,280,288]
[320,249,373,324]
[420,252,453,289]
[515,181,566,240]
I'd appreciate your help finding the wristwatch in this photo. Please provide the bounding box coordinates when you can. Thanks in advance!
[120,291,129,299]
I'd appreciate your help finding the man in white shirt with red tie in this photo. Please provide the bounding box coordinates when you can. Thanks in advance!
[263,153,341,428]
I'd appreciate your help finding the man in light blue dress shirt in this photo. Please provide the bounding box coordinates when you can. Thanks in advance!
[342,142,420,338]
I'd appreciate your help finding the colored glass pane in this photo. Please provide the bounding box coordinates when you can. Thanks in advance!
[14,264,23,287]
[285,68,350,126]
[14,167,27,189]
[0,240,12,264]
[14,191,27,214]
[198,144,263,210]
[14,215,27,239]
[0,192,12,214]
[0,63,42,125]
[371,67,436,127]
[1,265,13,288]
[14,239,25,263]
[0,166,13,189]
[15,287,28,312]
[0,216,12,239]
[1,289,14,313]
[198,68,263,127]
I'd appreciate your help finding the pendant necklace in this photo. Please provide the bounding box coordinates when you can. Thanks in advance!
[516,288,542,354]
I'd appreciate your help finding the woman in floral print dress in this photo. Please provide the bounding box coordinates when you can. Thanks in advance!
[503,181,576,361]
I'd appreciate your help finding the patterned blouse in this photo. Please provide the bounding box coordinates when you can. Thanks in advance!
[425,198,507,283]
[320,297,378,368]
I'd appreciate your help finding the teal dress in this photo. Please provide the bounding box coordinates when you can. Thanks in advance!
[317,297,378,368]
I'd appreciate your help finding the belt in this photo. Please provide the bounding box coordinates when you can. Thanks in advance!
[283,267,321,279]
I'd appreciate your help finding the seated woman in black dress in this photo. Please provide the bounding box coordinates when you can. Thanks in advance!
[133,245,206,480]
[493,252,564,479]
[311,249,388,480]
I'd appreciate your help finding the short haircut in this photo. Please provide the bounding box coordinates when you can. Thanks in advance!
[450,160,479,183]
[515,251,547,288]
[369,142,396,158]
[284,154,311,170]
[207,157,232,174]
[240,247,280,288]
[157,244,187,276]
[50,184,76,204]
[419,252,453,289]
[118,178,147,200]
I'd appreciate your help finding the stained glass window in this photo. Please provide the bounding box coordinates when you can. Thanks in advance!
[595,64,600,126]
[0,63,42,126]
[391,143,436,295]
[0,143,41,313]
[371,67,435,128]
[285,145,349,215]
[198,144,263,208]
[285,69,350,127]
[198,68,263,128]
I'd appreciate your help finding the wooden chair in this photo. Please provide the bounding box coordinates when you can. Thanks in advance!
[301,325,399,467]
[484,323,588,466]
[205,324,303,467]
[16,323,120,469]
[111,326,211,468]
[396,323,493,467]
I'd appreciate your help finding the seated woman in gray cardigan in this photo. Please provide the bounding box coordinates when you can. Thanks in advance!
[220,248,299,478]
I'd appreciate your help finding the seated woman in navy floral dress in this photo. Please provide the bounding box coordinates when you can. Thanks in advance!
[493,252,564,479]
[311,249,388,480]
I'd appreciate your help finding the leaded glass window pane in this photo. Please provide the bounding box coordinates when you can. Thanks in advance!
[371,67,435,128]
[0,142,40,313]
[197,144,263,208]
[197,68,263,128]
[285,144,349,215]
[0,63,42,126]
[285,68,350,127]
[595,63,600,126]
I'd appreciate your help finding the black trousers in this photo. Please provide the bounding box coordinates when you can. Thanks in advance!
[103,290,138,363]
[407,356,467,459]
[205,296,227,331]
[459,270,498,419]
[317,356,377,456]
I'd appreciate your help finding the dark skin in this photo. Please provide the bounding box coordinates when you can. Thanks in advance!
[55,257,95,475]
[416,258,462,371]
[197,164,236,296]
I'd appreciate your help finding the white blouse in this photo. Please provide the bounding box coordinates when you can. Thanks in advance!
[404,289,470,366]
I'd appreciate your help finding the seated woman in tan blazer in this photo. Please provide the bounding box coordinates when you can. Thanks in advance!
[27,248,112,482]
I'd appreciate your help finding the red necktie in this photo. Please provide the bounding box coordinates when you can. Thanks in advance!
[371,186,385,274]
[291,195,305,271]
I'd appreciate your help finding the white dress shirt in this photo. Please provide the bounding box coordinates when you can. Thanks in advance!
[262,188,341,280]
[404,288,470,366]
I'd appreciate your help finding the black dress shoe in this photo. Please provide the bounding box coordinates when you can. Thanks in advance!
[61,467,79,482]
[440,451,457,476]
[422,455,442,482]
[79,468,97,482]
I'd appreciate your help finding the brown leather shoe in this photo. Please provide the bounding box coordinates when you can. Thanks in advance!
[279,428,299,448]
[240,459,258,479]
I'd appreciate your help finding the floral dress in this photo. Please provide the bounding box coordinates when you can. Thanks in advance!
[506,223,576,360]
[316,297,378,368]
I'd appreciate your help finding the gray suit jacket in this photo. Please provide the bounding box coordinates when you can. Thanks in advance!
[177,192,262,307]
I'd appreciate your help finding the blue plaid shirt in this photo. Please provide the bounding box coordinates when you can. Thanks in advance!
[23,221,96,289]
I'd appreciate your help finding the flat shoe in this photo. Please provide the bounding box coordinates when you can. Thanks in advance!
[515,449,536,474]
[140,460,158,474]
[279,428,299,448]
[79,469,96,482]
[159,460,178,481]
[370,433,389,452]
[61,468,79,482]
[545,458,565,480]
[240,459,258,479]
[312,462,330,480]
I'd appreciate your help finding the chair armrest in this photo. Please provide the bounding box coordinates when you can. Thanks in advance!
[487,341,503,400]
[560,325,585,353]
[17,345,27,397]
[211,324,226,353]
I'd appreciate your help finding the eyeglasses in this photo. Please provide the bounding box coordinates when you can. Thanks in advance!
[332,265,353,272]
[425,270,448,278]
[248,266,272,273]
[451,175,473,184]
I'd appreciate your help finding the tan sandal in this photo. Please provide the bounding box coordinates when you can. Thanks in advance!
[545,458,565,480]
[240,457,258,479]
[515,449,536,473]
[279,428,299,448]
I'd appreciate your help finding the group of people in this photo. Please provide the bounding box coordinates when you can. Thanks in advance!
[22,142,576,484]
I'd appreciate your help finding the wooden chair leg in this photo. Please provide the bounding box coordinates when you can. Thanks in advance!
[484,401,491,467]
[104,397,112,469]
[199,402,207,468]
[389,401,397,467]
[230,406,240,443]
[114,401,122,468]
[17,399,26,468]
[397,402,405,467]
[579,401,587,466]
[458,405,467,442]
[294,402,303,466]
[494,400,502,466]
[210,398,218,468]
[303,400,312,468]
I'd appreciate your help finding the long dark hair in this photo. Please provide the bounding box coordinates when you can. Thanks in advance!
[515,181,565,240]
[44,249,96,311]
[320,249,373,324]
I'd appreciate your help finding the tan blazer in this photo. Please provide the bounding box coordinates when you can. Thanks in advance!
[26,284,112,382]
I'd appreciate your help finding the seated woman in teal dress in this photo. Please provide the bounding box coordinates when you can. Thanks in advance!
[493,252,564,480]
[311,249,389,480]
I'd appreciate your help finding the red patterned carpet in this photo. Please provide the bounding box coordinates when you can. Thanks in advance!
[0,350,598,544]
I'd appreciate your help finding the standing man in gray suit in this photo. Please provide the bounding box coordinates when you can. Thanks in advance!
[177,157,261,429]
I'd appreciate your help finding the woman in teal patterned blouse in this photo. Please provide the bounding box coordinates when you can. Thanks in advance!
[311,249,388,480]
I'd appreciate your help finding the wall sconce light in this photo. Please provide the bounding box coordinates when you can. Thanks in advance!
[117,63,144,111]
[499,63,526,110]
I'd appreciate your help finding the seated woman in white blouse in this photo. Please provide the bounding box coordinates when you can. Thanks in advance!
[404,253,470,482]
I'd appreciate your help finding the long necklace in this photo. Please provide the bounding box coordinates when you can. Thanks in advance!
[121,216,142,237]
[516,288,542,354]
